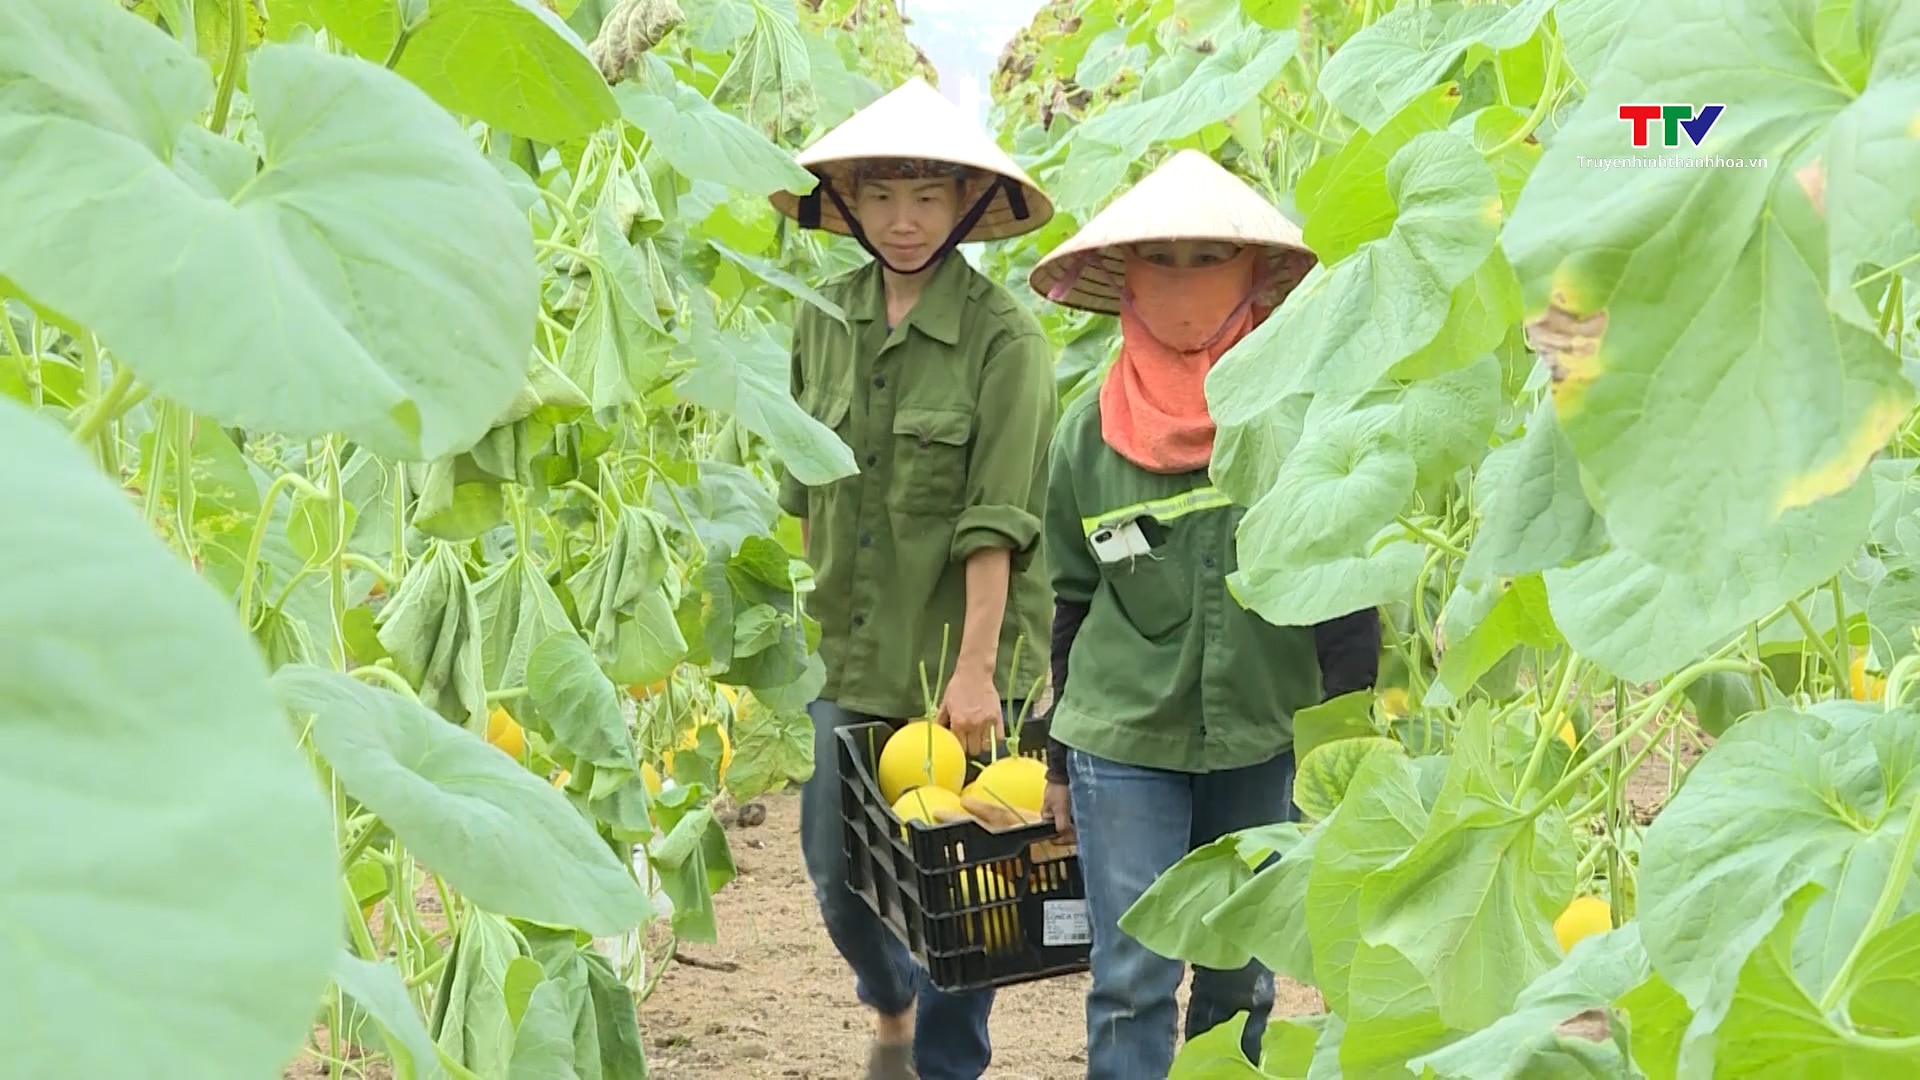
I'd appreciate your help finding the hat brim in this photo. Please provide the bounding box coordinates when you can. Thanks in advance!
[772,158,1054,244]
[1030,239,1316,316]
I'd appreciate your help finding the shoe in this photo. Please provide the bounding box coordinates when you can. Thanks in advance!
[866,1040,916,1080]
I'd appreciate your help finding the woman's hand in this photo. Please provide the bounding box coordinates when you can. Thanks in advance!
[938,664,1002,756]
[1041,781,1075,844]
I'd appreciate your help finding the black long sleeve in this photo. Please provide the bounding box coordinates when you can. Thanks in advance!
[1043,597,1089,784]
[1313,606,1382,700]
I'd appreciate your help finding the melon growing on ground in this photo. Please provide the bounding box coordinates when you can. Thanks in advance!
[1554,895,1613,952]
[486,707,526,759]
[878,720,966,803]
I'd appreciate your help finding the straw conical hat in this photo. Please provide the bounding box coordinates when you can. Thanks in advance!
[770,78,1052,244]
[1029,150,1315,314]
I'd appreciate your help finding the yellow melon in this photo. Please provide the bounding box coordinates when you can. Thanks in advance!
[877,721,966,803]
[892,785,968,836]
[1554,895,1614,952]
[486,707,526,759]
[962,756,1047,815]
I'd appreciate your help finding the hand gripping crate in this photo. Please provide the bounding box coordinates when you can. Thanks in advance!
[835,721,1091,991]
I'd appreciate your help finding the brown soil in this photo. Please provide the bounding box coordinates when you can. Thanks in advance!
[640,791,1325,1079]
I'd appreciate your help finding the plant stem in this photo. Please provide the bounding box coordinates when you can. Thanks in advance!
[236,471,327,624]
[1490,31,1563,156]
[382,27,415,69]
[1532,659,1757,814]
[208,0,248,133]
[72,363,137,445]
[1397,514,1468,557]
[1787,598,1847,691]
[1832,575,1854,697]
[1816,792,1920,1011]
[349,664,419,699]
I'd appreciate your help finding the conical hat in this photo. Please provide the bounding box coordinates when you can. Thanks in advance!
[1029,150,1315,314]
[770,78,1052,244]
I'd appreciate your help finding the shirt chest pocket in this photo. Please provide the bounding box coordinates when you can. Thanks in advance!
[889,407,971,516]
[1100,550,1193,641]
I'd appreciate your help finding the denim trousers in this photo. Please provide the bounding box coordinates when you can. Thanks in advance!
[800,698,1018,1080]
[1066,746,1297,1079]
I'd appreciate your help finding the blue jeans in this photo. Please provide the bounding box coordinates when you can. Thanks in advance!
[799,699,1002,1080]
[1067,747,1297,1079]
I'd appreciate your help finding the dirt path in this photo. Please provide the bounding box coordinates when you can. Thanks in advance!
[639,791,1322,1078]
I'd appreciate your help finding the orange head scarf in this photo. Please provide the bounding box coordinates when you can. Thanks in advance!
[1099,247,1272,474]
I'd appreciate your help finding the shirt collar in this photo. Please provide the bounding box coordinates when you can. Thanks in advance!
[848,252,971,346]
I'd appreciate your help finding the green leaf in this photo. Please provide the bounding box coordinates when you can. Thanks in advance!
[1120,830,1298,972]
[724,698,815,799]
[508,978,579,1078]
[476,554,579,697]
[1462,400,1609,584]
[648,792,736,942]
[1052,24,1298,212]
[1356,709,1577,1028]
[650,460,780,554]
[617,55,818,195]
[1295,736,1406,822]
[1317,0,1557,129]
[1229,529,1428,628]
[1825,72,1920,331]
[1209,131,1502,422]
[431,911,526,1073]
[1637,705,1920,1073]
[332,953,448,1080]
[1290,690,1379,765]
[1295,84,1458,263]
[279,664,653,936]
[1544,478,1874,682]
[567,506,689,686]
[1681,669,1767,738]
[0,10,537,460]
[708,239,848,326]
[1410,926,1648,1079]
[1429,574,1560,706]
[1868,564,1920,667]
[1389,354,1502,490]
[672,311,857,485]
[525,631,643,771]
[1305,751,1429,1015]
[376,542,492,731]
[1554,0,1636,82]
[1238,404,1416,565]
[1167,1012,1264,1077]
[1715,884,1920,1075]
[1503,0,1916,564]
[1194,825,1317,985]
[314,0,618,143]
[0,397,337,1079]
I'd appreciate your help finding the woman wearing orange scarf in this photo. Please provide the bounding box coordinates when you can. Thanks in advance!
[1028,151,1380,1076]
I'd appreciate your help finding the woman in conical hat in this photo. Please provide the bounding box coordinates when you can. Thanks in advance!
[770,78,1061,1080]
[1029,150,1381,1076]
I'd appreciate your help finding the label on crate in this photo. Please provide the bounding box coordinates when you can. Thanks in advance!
[1041,899,1092,946]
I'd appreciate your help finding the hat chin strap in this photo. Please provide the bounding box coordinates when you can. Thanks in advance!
[796,173,1030,275]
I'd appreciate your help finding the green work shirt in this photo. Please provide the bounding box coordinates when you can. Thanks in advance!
[777,254,1056,719]
[1046,390,1323,773]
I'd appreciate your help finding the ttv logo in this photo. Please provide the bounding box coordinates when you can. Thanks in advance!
[1618,104,1725,147]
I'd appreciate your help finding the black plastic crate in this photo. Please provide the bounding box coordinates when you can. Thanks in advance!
[836,721,1091,992]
